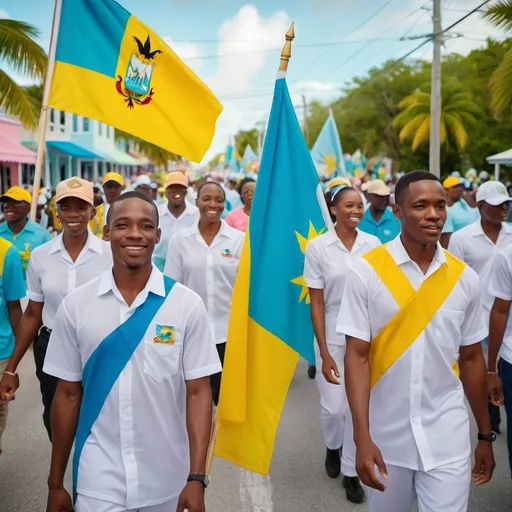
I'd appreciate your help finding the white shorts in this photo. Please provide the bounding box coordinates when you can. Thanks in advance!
[75,495,179,512]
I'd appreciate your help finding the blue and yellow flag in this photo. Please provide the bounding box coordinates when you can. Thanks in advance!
[215,74,330,475]
[48,0,222,163]
[242,144,258,169]
[310,110,346,178]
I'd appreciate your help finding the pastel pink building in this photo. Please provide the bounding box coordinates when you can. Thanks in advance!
[0,115,36,193]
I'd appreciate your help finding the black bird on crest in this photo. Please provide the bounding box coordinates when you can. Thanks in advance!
[133,35,162,60]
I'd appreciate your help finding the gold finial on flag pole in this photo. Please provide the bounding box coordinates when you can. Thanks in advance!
[278,23,295,72]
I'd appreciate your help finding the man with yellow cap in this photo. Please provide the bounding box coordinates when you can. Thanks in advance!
[0,186,52,280]
[90,172,124,238]
[440,176,479,248]
[153,172,199,272]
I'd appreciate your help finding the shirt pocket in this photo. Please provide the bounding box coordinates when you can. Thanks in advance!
[143,339,181,383]
[434,309,465,350]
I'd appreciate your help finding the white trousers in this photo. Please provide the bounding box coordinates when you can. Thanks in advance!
[75,495,179,512]
[367,457,471,512]
[315,344,356,477]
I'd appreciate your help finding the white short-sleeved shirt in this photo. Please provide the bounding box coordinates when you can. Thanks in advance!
[153,202,199,268]
[304,229,380,346]
[448,220,512,325]
[488,244,512,364]
[43,267,221,509]
[27,230,112,329]
[337,236,486,472]
[164,221,244,344]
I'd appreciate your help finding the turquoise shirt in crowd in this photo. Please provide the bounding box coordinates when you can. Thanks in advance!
[358,208,401,244]
[0,238,26,359]
[442,199,480,234]
[0,218,52,280]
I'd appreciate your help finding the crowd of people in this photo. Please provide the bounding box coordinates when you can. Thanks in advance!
[0,168,509,511]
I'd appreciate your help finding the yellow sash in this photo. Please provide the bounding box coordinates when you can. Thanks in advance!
[362,245,465,389]
[89,203,105,238]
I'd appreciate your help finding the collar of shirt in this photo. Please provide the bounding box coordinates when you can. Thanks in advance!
[186,220,236,243]
[324,228,367,253]
[387,235,446,274]
[0,217,37,236]
[159,201,198,219]
[48,227,105,256]
[470,219,512,238]
[364,207,394,226]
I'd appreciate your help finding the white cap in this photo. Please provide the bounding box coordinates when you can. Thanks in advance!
[38,195,47,206]
[476,181,511,206]
[134,175,152,188]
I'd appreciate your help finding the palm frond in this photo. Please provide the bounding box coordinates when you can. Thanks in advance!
[0,69,39,129]
[440,117,447,145]
[398,114,427,143]
[484,1,512,31]
[444,100,483,116]
[0,19,47,78]
[490,48,512,117]
[444,113,469,151]
[398,92,430,109]
[412,116,430,151]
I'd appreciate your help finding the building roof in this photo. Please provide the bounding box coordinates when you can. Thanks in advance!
[46,141,103,159]
[0,133,36,164]
[96,146,139,165]
[487,148,512,165]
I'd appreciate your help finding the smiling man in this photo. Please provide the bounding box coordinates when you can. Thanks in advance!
[0,186,52,280]
[338,171,495,512]
[43,191,220,512]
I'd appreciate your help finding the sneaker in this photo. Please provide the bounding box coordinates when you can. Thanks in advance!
[343,476,365,504]
[325,447,341,478]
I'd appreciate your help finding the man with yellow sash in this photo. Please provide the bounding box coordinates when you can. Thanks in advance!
[89,172,124,238]
[338,171,495,512]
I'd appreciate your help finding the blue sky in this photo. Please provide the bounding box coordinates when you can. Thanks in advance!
[2,0,504,163]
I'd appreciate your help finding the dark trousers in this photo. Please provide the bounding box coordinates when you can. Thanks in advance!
[499,358,512,475]
[488,401,501,429]
[33,327,58,441]
[210,342,226,407]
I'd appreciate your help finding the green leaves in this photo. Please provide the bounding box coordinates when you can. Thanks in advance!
[484,1,512,31]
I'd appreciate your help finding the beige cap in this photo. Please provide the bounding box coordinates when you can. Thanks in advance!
[165,171,188,189]
[55,177,94,206]
[367,179,391,196]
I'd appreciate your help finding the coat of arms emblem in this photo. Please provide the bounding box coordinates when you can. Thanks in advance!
[116,35,162,109]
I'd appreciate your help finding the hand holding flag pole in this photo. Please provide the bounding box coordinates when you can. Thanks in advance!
[204,22,296,478]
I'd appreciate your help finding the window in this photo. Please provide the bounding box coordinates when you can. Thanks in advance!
[98,123,103,136]
[60,111,66,132]
[83,118,89,132]
[73,115,78,132]
[21,164,35,187]
[49,109,55,132]
[107,126,111,139]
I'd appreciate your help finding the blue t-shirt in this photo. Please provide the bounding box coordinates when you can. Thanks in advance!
[358,208,401,244]
[442,199,480,234]
[0,219,52,280]
[0,238,26,359]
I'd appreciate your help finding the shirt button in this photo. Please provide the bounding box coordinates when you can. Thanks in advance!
[414,378,419,384]
[415,353,421,359]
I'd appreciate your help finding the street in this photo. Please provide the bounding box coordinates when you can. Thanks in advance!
[1,356,511,512]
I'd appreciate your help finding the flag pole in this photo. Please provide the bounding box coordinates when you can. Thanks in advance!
[29,0,63,221]
[204,22,295,479]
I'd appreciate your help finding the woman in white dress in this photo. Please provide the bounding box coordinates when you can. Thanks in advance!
[304,185,380,504]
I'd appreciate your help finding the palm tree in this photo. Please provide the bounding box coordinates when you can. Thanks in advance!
[484,1,512,117]
[0,19,47,129]
[393,87,482,152]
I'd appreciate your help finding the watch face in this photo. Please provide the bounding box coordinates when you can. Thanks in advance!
[204,475,210,487]
[491,432,497,442]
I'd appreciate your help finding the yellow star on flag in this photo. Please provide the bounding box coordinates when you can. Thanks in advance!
[291,221,326,304]
[322,153,338,177]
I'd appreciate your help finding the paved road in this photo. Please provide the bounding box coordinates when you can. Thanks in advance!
[1,356,511,511]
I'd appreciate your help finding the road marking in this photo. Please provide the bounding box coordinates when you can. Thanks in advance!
[240,468,274,512]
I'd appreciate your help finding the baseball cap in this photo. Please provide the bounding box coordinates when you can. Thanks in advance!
[38,195,48,206]
[367,179,391,196]
[0,186,32,204]
[165,172,188,189]
[134,175,152,188]
[149,182,159,190]
[443,176,462,189]
[326,177,351,192]
[55,177,94,206]
[476,181,511,206]
[102,172,124,186]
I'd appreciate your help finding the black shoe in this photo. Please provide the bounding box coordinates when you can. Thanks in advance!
[343,476,365,504]
[325,448,341,478]
[307,364,316,379]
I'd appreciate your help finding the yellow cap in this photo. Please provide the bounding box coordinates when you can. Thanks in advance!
[55,177,94,206]
[326,177,351,191]
[1,186,32,204]
[102,172,124,186]
[165,171,188,189]
[443,176,461,189]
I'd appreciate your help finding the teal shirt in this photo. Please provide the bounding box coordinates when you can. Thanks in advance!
[442,199,480,234]
[0,219,52,280]
[0,239,26,358]
[358,208,401,244]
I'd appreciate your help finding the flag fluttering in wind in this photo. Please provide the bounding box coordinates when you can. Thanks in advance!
[214,64,331,475]
[48,0,222,162]
[242,144,258,169]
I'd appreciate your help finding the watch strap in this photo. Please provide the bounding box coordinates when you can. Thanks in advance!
[187,474,209,488]
[477,432,496,442]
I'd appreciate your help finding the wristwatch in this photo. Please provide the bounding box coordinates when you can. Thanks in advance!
[187,474,210,488]
[477,432,497,443]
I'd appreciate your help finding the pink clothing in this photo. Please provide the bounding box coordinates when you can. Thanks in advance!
[225,207,249,232]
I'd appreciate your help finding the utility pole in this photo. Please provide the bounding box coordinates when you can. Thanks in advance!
[302,94,309,146]
[429,0,442,178]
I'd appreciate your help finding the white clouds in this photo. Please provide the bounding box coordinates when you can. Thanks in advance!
[163,37,204,72]
[0,8,9,19]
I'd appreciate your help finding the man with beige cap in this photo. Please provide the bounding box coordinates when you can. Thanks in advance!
[358,180,401,244]
[0,177,112,440]
[153,172,198,272]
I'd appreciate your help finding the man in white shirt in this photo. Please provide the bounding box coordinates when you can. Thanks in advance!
[448,180,512,433]
[153,172,199,272]
[338,171,495,512]
[43,191,221,512]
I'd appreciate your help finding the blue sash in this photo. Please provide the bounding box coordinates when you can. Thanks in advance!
[72,276,176,501]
